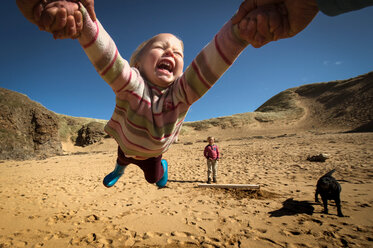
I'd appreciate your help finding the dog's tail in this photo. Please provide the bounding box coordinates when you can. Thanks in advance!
[322,169,336,178]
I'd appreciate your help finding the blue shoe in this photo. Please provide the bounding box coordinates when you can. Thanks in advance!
[156,159,168,188]
[103,163,126,188]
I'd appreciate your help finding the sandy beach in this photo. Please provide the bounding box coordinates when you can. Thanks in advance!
[1,127,372,247]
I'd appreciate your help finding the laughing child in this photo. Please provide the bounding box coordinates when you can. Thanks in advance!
[20,0,287,188]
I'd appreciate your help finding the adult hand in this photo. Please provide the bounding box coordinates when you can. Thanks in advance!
[39,1,83,39]
[232,0,319,41]
[16,0,43,25]
[238,4,290,48]
[16,0,96,39]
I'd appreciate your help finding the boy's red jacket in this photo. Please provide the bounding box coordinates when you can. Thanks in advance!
[204,145,220,160]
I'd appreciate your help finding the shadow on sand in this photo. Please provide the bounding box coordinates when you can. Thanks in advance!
[269,198,315,217]
[168,179,205,184]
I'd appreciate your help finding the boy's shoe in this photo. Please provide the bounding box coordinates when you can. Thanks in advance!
[103,163,126,188]
[156,159,168,188]
[207,178,211,184]
[213,178,217,183]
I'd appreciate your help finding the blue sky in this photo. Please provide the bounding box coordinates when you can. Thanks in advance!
[1,1,372,122]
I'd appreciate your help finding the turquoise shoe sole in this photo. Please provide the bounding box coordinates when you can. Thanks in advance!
[156,159,168,188]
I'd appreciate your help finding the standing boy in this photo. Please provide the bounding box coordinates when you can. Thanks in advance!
[204,137,220,184]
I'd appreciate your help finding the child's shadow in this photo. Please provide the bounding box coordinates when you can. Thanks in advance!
[269,198,315,217]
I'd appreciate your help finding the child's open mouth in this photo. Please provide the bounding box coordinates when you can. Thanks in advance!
[157,60,174,74]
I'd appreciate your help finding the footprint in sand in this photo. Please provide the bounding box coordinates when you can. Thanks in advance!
[84,214,99,222]
[70,233,113,246]
[46,212,75,225]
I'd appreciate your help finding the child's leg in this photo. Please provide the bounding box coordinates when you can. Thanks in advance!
[207,160,212,183]
[156,159,168,188]
[135,156,164,184]
[103,163,127,188]
[212,160,218,183]
[134,156,168,188]
[103,146,129,188]
[109,149,167,187]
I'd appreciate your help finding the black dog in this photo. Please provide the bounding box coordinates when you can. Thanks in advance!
[315,169,344,217]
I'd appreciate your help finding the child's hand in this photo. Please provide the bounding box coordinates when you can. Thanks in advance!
[237,4,289,48]
[39,1,83,39]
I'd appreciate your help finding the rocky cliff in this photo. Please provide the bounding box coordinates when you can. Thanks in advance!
[0,88,62,160]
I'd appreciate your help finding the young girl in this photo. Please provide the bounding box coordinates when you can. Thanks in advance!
[23,1,286,188]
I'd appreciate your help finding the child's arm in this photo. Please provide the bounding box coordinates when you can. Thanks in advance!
[172,4,285,106]
[38,2,139,94]
[75,4,139,93]
[204,147,208,159]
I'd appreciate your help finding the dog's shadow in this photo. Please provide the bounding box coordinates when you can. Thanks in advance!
[269,198,315,217]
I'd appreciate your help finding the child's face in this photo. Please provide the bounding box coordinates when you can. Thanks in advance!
[138,33,184,88]
[208,138,214,145]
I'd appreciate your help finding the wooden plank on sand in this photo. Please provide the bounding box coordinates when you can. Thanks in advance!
[198,184,260,190]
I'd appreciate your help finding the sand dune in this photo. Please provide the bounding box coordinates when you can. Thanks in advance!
[1,129,372,247]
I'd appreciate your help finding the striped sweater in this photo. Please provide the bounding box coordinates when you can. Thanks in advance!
[78,6,248,158]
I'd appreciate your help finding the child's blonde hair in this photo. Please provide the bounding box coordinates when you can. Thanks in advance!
[130,34,184,68]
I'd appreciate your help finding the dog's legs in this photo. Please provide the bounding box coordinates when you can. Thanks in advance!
[321,195,329,214]
[315,190,320,202]
[335,196,344,217]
